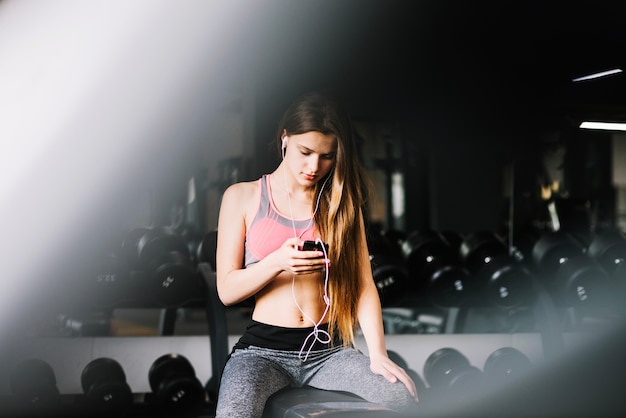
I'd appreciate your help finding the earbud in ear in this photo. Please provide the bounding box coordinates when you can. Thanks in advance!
[282,136,288,150]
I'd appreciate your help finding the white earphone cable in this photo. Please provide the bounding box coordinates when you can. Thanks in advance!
[292,239,331,361]
[281,139,332,361]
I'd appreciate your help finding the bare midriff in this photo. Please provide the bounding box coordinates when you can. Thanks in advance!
[252,271,328,328]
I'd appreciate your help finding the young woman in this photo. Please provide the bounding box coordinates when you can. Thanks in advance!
[214,92,419,417]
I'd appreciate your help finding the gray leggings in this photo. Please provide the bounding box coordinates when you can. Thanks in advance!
[215,345,416,417]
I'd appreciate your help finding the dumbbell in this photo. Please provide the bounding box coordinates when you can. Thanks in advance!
[380,228,408,256]
[196,229,218,269]
[136,226,201,307]
[10,358,60,410]
[509,227,542,262]
[531,231,584,275]
[80,357,133,414]
[459,230,536,309]
[121,227,151,265]
[74,230,136,309]
[85,226,149,308]
[483,347,532,388]
[460,230,510,273]
[86,252,130,308]
[176,225,204,264]
[587,229,626,300]
[532,231,610,308]
[588,228,626,273]
[368,227,410,306]
[423,347,484,402]
[555,253,611,309]
[402,230,470,307]
[371,254,411,307]
[147,353,206,415]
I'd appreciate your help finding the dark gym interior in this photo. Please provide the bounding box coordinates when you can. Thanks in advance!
[2,0,626,417]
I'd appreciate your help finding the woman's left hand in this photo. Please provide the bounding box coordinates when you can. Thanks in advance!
[369,355,419,402]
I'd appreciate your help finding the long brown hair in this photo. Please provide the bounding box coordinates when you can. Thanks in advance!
[276,92,372,347]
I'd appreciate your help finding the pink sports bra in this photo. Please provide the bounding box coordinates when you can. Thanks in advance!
[244,175,316,267]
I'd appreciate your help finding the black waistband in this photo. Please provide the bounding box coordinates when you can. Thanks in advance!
[233,320,341,352]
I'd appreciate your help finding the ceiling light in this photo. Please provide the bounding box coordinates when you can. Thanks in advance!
[579,121,626,131]
[572,68,622,82]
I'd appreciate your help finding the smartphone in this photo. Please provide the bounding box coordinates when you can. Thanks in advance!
[302,240,329,253]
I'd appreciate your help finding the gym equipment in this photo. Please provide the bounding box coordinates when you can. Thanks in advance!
[460,230,510,273]
[368,226,410,306]
[55,225,209,339]
[147,353,206,415]
[613,259,626,301]
[262,387,401,417]
[427,265,471,308]
[80,357,133,414]
[196,229,218,269]
[197,262,229,402]
[483,347,532,387]
[136,226,201,307]
[474,257,536,309]
[459,230,536,309]
[423,347,484,402]
[381,307,445,334]
[532,231,584,277]
[85,252,131,308]
[509,227,542,262]
[380,228,408,255]
[68,230,139,309]
[402,230,470,307]
[120,227,151,270]
[179,229,204,266]
[587,228,626,296]
[551,253,611,309]
[10,358,60,409]
[532,231,611,308]
[80,226,151,307]
[370,253,410,307]
[402,230,455,289]
[58,311,111,337]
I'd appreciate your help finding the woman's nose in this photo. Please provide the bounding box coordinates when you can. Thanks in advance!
[307,156,320,172]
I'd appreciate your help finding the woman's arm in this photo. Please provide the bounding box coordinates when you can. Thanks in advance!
[216,181,280,305]
[355,213,419,401]
[215,181,326,306]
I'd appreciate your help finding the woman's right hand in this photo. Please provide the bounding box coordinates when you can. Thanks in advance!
[276,238,329,275]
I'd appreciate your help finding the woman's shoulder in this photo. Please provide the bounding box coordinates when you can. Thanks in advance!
[223,178,262,202]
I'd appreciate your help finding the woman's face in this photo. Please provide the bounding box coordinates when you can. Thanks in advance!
[284,131,337,187]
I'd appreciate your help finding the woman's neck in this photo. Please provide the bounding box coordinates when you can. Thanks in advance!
[271,169,314,204]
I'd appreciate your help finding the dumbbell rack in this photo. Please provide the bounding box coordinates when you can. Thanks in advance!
[0,263,227,417]
[32,226,220,339]
[3,223,624,417]
[0,325,599,417]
